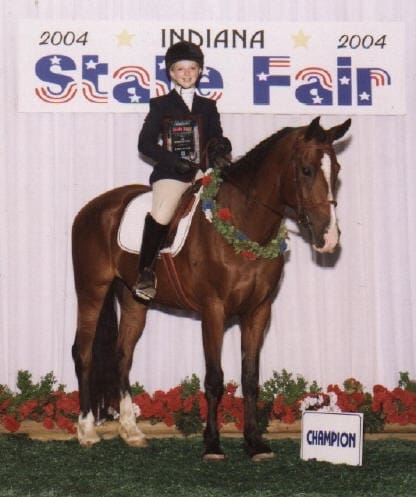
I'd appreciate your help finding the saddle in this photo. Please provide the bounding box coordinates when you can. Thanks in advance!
[117,181,203,312]
[163,181,201,250]
[117,180,202,257]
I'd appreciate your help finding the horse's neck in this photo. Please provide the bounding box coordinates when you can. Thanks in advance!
[215,131,300,244]
[218,160,286,245]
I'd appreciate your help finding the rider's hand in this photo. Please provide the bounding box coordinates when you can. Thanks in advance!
[174,158,197,175]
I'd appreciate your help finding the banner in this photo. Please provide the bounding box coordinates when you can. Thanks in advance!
[17,20,405,114]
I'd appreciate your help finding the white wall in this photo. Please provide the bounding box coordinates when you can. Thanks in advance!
[1,0,415,393]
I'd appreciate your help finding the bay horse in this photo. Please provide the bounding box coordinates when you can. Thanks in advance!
[71,116,351,460]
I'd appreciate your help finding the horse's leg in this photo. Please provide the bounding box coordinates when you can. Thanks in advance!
[201,302,225,460]
[116,286,148,447]
[72,286,111,447]
[240,302,274,461]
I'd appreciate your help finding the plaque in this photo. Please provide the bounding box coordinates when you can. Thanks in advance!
[163,116,203,167]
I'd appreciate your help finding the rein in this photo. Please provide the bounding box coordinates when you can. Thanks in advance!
[220,166,287,219]
[215,141,338,228]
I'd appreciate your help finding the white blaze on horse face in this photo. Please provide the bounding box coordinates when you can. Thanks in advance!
[314,153,339,254]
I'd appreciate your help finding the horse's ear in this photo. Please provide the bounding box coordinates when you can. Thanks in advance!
[328,118,352,142]
[304,116,326,143]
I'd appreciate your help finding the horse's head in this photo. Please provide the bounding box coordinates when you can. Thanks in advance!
[286,116,351,254]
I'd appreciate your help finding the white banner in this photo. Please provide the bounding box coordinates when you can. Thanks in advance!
[17,20,405,114]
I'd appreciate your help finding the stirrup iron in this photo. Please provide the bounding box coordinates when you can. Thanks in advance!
[132,268,157,301]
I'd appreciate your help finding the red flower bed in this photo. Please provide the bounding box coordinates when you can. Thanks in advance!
[0,372,79,434]
[372,385,416,425]
[1,370,416,436]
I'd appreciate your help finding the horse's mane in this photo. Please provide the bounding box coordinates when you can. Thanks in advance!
[224,126,295,180]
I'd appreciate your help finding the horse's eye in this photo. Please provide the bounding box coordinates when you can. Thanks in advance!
[301,166,313,177]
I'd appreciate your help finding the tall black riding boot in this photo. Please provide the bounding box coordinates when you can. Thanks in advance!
[131,214,169,302]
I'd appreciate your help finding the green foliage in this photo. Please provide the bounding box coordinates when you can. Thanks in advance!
[1,371,64,414]
[0,383,13,409]
[174,407,203,437]
[15,370,62,403]
[361,393,385,434]
[398,371,416,392]
[259,369,321,405]
[174,375,203,436]
[2,369,416,439]
[130,381,146,396]
[180,374,201,398]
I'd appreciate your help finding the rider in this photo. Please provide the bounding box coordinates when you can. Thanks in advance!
[132,41,231,302]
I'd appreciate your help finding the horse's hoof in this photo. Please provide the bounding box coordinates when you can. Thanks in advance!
[120,432,148,448]
[125,436,148,448]
[202,453,226,462]
[251,451,275,462]
[79,436,101,448]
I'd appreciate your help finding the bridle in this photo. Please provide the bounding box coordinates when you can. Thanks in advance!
[291,141,339,229]
[215,139,339,229]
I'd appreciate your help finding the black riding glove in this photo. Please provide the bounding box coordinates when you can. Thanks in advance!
[174,158,197,175]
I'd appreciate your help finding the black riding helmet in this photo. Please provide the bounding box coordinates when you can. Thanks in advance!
[165,41,204,72]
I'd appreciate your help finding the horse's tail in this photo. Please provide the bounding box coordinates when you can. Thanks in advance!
[90,280,120,421]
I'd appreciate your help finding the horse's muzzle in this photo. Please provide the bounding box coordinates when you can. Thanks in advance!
[313,225,340,254]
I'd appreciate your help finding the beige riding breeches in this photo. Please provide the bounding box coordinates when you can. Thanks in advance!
[151,170,204,225]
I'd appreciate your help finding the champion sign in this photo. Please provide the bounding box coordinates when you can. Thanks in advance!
[17,21,405,114]
[301,412,364,465]
[306,429,357,448]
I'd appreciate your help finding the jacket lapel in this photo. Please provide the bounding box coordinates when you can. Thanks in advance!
[169,89,192,115]
[192,94,204,114]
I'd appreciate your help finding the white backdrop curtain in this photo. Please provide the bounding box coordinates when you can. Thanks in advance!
[1,0,415,394]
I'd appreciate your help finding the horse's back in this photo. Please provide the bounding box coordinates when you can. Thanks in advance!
[73,184,150,225]
[72,185,150,284]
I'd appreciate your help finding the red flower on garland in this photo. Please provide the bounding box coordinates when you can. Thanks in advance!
[217,208,232,221]
[242,250,257,260]
[201,175,213,186]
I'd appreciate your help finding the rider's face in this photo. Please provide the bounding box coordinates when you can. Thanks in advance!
[169,60,201,89]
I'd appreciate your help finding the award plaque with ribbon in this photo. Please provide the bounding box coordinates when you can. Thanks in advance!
[163,116,204,167]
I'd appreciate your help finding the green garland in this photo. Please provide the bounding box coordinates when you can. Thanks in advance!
[200,168,288,260]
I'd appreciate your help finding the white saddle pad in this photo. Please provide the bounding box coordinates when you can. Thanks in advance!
[117,188,202,256]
